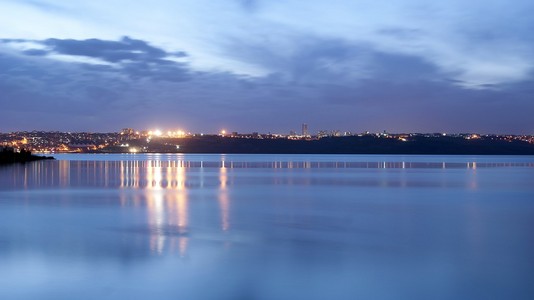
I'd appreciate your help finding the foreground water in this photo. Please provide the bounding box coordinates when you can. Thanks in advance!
[1,154,533,300]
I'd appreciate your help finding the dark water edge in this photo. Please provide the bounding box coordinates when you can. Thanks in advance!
[0,150,54,164]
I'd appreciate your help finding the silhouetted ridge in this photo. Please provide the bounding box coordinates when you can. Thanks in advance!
[102,136,534,155]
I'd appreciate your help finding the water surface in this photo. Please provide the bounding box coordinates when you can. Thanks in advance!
[1,154,533,299]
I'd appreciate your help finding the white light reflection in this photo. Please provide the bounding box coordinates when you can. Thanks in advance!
[146,160,165,254]
[219,163,230,232]
[120,160,190,256]
[468,161,478,190]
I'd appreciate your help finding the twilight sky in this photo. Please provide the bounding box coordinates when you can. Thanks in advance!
[1,0,533,134]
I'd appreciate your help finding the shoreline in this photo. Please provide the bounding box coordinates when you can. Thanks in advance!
[0,150,55,165]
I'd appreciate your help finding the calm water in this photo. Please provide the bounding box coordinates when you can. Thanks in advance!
[1,154,533,300]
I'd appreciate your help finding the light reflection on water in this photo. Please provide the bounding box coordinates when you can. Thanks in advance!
[0,154,533,300]
[4,158,534,191]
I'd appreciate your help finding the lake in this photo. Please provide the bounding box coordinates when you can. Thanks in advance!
[1,154,533,299]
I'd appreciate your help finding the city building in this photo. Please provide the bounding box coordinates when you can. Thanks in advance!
[302,123,308,136]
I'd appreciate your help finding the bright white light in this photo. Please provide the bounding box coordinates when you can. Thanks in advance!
[154,130,162,137]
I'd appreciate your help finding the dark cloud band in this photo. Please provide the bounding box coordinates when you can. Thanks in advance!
[1,37,190,82]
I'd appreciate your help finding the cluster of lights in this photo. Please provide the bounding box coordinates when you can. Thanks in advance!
[145,128,228,138]
[148,130,163,137]
[147,129,188,138]
[465,134,480,140]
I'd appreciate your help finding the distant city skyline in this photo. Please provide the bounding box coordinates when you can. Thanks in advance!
[1,1,534,134]
[3,126,534,137]
[3,129,533,155]
[1,123,534,136]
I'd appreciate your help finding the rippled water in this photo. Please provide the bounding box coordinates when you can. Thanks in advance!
[1,154,533,299]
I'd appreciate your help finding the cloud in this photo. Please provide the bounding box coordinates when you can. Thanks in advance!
[2,1,533,89]
[22,49,48,56]
[226,0,534,88]
[1,0,534,133]
[237,0,260,12]
[42,36,186,63]
[1,35,533,134]
[1,37,190,82]
[219,34,442,86]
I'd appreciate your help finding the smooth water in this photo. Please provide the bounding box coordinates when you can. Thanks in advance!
[1,154,533,300]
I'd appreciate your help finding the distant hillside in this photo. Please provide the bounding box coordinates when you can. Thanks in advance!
[103,136,534,155]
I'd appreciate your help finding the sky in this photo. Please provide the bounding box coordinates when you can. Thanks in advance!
[1,0,533,134]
